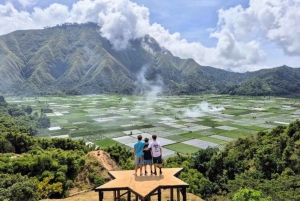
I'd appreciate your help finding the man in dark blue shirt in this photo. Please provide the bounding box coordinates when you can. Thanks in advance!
[143,138,153,175]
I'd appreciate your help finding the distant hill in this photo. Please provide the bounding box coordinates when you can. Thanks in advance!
[220,66,300,96]
[0,23,299,96]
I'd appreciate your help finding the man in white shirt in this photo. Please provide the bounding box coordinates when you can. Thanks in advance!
[147,135,162,175]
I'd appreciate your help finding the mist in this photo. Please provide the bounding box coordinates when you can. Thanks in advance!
[134,65,163,105]
[183,101,224,118]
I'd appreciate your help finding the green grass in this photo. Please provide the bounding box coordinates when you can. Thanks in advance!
[94,138,121,149]
[222,109,251,115]
[181,132,204,139]
[164,143,200,154]
[165,134,192,142]
[219,130,253,139]
[198,136,228,145]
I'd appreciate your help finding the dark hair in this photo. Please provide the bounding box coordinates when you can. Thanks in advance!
[137,135,142,141]
[152,135,157,140]
[144,138,149,142]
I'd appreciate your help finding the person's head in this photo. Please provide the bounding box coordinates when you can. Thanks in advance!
[137,135,142,141]
[152,135,157,140]
[144,138,149,143]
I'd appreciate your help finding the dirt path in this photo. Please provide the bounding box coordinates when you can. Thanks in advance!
[90,150,121,171]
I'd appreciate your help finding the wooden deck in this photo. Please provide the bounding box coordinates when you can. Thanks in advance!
[95,168,189,201]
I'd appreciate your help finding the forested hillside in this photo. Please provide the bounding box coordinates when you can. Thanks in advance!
[220,66,300,96]
[0,96,105,200]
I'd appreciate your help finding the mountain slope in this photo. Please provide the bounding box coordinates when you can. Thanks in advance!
[0,23,299,96]
[220,66,300,95]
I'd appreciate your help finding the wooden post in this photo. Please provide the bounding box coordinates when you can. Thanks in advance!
[182,188,187,201]
[177,188,180,201]
[127,190,131,201]
[99,191,103,201]
[170,187,174,201]
[117,190,120,201]
[113,191,116,200]
[158,188,161,201]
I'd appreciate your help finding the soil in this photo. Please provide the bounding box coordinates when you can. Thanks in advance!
[89,150,121,171]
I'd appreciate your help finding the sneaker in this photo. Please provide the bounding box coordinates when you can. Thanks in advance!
[151,171,153,175]
[133,173,137,176]
[140,173,143,176]
[153,171,157,175]
[145,171,148,175]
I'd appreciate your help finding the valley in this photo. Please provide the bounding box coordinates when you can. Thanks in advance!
[7,94,300,157]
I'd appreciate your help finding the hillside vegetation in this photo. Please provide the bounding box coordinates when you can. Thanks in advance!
[1,23,299,96]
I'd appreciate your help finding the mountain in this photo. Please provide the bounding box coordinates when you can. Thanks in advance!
[220,66,300,96]
[0,22,299,96]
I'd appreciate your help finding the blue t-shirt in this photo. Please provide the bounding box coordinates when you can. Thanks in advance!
[134,141,146,157]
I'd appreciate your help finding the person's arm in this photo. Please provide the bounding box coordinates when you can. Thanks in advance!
[144,143,151,150]
[160,147,162,157]
[133,148,136,158]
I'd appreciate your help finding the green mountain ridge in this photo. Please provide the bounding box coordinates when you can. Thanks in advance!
[0,23,299,96]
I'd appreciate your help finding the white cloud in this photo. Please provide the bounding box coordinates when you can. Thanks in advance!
[217,0,300,56]
[0,0,299,71]
[18,0,36,8]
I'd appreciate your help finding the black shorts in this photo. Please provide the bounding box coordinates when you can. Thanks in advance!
[153,156,162,164]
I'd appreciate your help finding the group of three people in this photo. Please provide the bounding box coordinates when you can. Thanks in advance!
[133,134,162,176]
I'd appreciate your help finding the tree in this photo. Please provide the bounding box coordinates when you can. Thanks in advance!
[233,188,269,201]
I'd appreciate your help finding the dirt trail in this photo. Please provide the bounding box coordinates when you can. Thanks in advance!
[90,150,121,171]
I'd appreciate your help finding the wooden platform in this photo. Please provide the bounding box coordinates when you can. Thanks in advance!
[95,168,189,201]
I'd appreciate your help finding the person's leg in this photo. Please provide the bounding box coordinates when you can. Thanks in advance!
[139,157,143,175]
[158,156,163,175]
[153,157,157,175]
[134,156,139,175]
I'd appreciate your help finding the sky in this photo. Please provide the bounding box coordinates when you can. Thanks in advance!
[0,0,299,72]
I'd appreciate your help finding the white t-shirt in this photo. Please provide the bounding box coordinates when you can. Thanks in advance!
[148,141,161,157]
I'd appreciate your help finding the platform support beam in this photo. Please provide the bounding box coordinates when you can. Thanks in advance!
[177,188,180,201]
[99,191,103,201]
[158,188,161,201]
[127,190,131,201]
[181,188,187,201]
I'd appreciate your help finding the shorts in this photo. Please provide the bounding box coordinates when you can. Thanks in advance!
[143,159,153,166]
[153,156,162,164]
[134,156,144,165]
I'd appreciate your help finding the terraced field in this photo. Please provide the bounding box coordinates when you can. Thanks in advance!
[7,95,300,158]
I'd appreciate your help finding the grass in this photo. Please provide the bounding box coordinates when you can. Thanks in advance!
[219,130,253,139]
[164,143,200,154]
[181,132,204,139]
[198,136,228,145]
[94,138,121,149]
[165,134,192,142]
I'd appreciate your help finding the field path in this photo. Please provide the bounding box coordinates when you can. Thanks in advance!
[90,150,121,171]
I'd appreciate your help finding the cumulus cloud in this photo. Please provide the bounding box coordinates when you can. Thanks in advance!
[217,0,300,56]
[18,0,36,8]
[0,0,299,71]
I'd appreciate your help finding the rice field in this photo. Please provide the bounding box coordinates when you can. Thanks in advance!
[6,94,300,158]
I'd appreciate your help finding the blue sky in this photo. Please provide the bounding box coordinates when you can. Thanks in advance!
[0,0,299,72]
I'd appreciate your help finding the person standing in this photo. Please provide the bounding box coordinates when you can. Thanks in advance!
[133,135,146,176]
[143,138,153,175]
[147,135,162,175]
